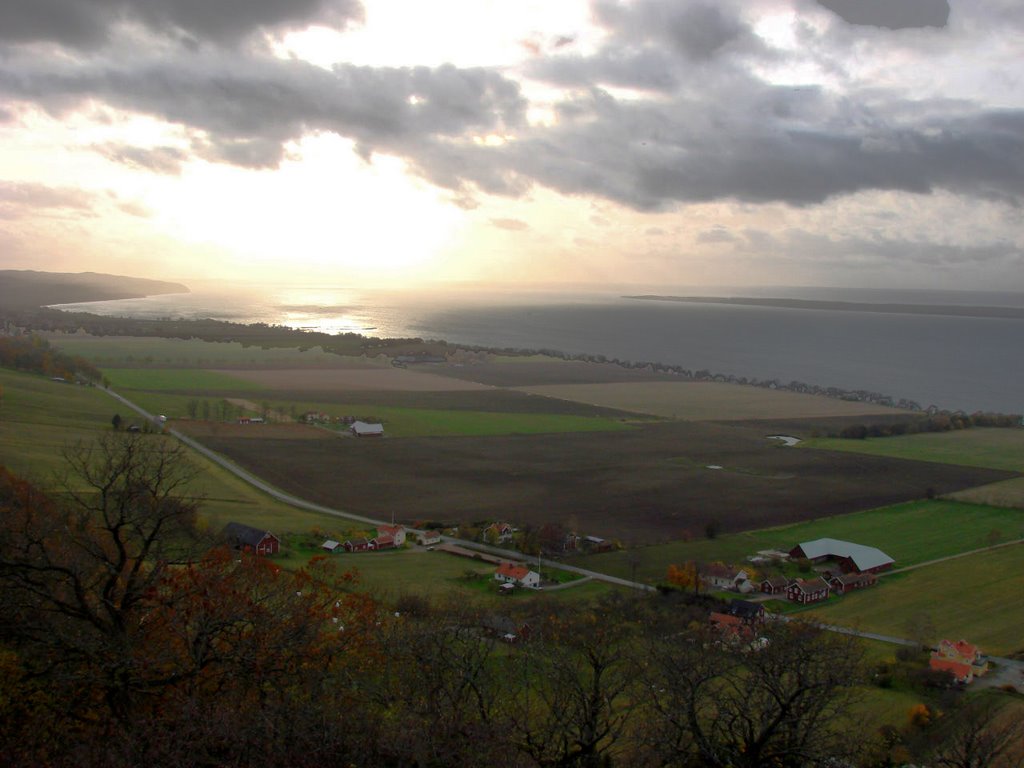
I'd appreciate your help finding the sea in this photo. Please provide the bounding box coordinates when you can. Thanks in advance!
[51,283,1024,414]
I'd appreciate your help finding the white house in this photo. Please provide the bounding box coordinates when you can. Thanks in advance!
[494,561,541,589]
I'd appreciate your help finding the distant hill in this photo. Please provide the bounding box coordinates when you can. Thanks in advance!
[0,270,189,309]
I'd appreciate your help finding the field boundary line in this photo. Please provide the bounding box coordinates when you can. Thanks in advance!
[884,537,1024,576]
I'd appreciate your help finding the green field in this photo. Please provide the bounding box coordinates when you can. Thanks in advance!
[0,369,351,533]
[118,388,635,438]
[0,368,120,479]
[104,368,264,392]
[803,428,1024,472]
[46,334,377,368]
[576,499,1024,583]
[804,544,1024,656]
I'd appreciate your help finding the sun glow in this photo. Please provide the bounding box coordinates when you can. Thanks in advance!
[144,135,465,282]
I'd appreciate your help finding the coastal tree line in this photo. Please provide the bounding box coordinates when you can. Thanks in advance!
[1,434,1020,768]
[3,306,1022,421]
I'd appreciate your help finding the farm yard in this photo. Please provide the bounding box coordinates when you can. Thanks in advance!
[574,498,1024,583]
[194,420,1014,545]
[515,381,913,421]
[803,544,1024,657]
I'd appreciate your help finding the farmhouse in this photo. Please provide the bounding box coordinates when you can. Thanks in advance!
[222,522,280,556]
[700,564,752,592]
[370,533,395,550]
[494,561,541,589]
[828,572,877,595]
[343,537,370,552]
[930,639,989,684]
[411,529,442,546]
[789,538,894,574]
[377,524,406,547]
[786,577,830,604]
[350,421,384,437]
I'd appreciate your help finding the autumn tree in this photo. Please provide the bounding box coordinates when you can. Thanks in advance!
[506,597,640,767]
[926,699,1024,768]
[639,620,865,767]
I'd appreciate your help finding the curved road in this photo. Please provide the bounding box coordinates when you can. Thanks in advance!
[102,387,656,592]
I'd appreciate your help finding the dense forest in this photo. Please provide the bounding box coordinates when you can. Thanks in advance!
[0,434,1020,768]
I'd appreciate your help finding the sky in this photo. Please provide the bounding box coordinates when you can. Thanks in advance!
[0,0,1022,291]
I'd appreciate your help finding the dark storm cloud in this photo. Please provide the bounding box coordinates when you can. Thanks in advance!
[763,229,1022,269]
[816,0,950,30]
[1,0,1020,215]
[93,143,189,174]
[0,0,363,49]
[488,88,1024,210]
[0,53,526,170]
[528,1,765,91]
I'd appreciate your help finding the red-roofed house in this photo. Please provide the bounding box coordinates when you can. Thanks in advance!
[369,533,395,550]
[494,561,540,589]
[786,578,830,604]
[484,522,514,545]
[929,639,989,684]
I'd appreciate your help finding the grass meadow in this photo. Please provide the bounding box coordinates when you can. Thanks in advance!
[803,428,1024,472]
[104,368,264,392]
[803,544,1024,657]
[575,499,1024,583]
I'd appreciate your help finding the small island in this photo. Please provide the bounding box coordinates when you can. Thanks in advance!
[624,294,1024,320]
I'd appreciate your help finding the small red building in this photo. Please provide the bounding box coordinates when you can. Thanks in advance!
[343,537,371,552]
[787,577,830,604]
[828,572,876,595]
[222,522,280,556]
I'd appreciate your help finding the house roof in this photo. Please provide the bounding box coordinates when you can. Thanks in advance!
[322,539,340,550]
[702,563,741,580]
[345,537,369,546]
[795,538,894,571]
[936,639,980,660]
[791,577,829,593]
[496,561,531,581]
[351,421,384,435]
[373,534,395,546]
[762,576,790,588]
[830,572,875,587]
[930,657,973,682]
[378,524,403,536]
[222,522,276,548]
